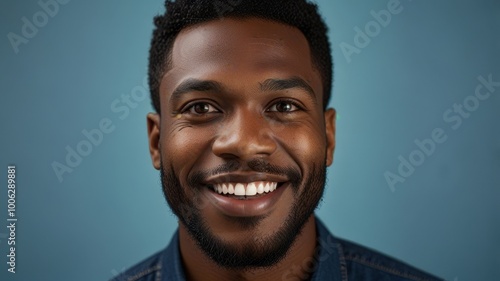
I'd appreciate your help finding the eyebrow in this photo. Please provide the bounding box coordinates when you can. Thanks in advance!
[170,79,225,103]
[259,77,317,103]
[169,77,317,103]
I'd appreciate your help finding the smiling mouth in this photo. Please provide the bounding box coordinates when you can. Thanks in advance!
[209,181,285,199]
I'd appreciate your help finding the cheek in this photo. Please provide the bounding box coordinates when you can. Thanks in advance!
[293,132,325,158]
[161,123,212,175]
[275,121,326,163]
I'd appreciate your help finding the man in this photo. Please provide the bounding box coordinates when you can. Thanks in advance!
[113,0,442,280]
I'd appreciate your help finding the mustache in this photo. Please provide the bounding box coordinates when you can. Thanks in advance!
[187,158,301,188]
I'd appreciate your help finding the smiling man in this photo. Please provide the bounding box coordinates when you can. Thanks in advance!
[112,1,442,280]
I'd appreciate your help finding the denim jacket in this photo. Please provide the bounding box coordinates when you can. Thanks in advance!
[110,218,442,281]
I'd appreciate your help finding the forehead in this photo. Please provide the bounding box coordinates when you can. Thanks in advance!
[161,17,322,104]
[173,17,311,62]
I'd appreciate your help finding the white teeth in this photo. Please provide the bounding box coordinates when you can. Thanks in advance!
[246,182,257,196]
[228,183,234,194]
[213,182,280,196]
[264,183,270,193]
[257,182,264,194]
[234,183,246,196]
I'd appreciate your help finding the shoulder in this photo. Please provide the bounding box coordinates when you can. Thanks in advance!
[109,250,163,281]
[110,231,184,281]
[336,237,443,281]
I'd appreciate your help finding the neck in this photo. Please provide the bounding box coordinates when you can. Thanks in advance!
[178,215,318,281]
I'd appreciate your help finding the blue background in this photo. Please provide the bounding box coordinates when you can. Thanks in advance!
[1,0,499,280]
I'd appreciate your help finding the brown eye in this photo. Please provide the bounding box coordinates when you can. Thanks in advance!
[194,103,209,114]
[268,100,300,112]
[186,102,219,115]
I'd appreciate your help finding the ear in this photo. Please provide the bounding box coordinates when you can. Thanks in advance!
[324,108,336,166]
[147,113,161,170]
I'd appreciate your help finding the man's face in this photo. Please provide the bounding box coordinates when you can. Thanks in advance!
[147,18,335,268]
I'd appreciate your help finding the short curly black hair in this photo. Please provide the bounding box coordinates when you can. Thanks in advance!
[149,0,333,113]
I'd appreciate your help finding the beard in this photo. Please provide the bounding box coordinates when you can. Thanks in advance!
[160,158,326,270]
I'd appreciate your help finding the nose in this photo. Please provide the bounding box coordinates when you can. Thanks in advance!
[212,109,277,160]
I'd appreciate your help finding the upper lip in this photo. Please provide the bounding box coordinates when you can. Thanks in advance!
[203,172,288,186]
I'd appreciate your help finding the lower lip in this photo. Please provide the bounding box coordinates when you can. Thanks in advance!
[203,183,288,217]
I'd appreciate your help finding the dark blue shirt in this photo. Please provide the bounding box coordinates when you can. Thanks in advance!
[111,219,442,281]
